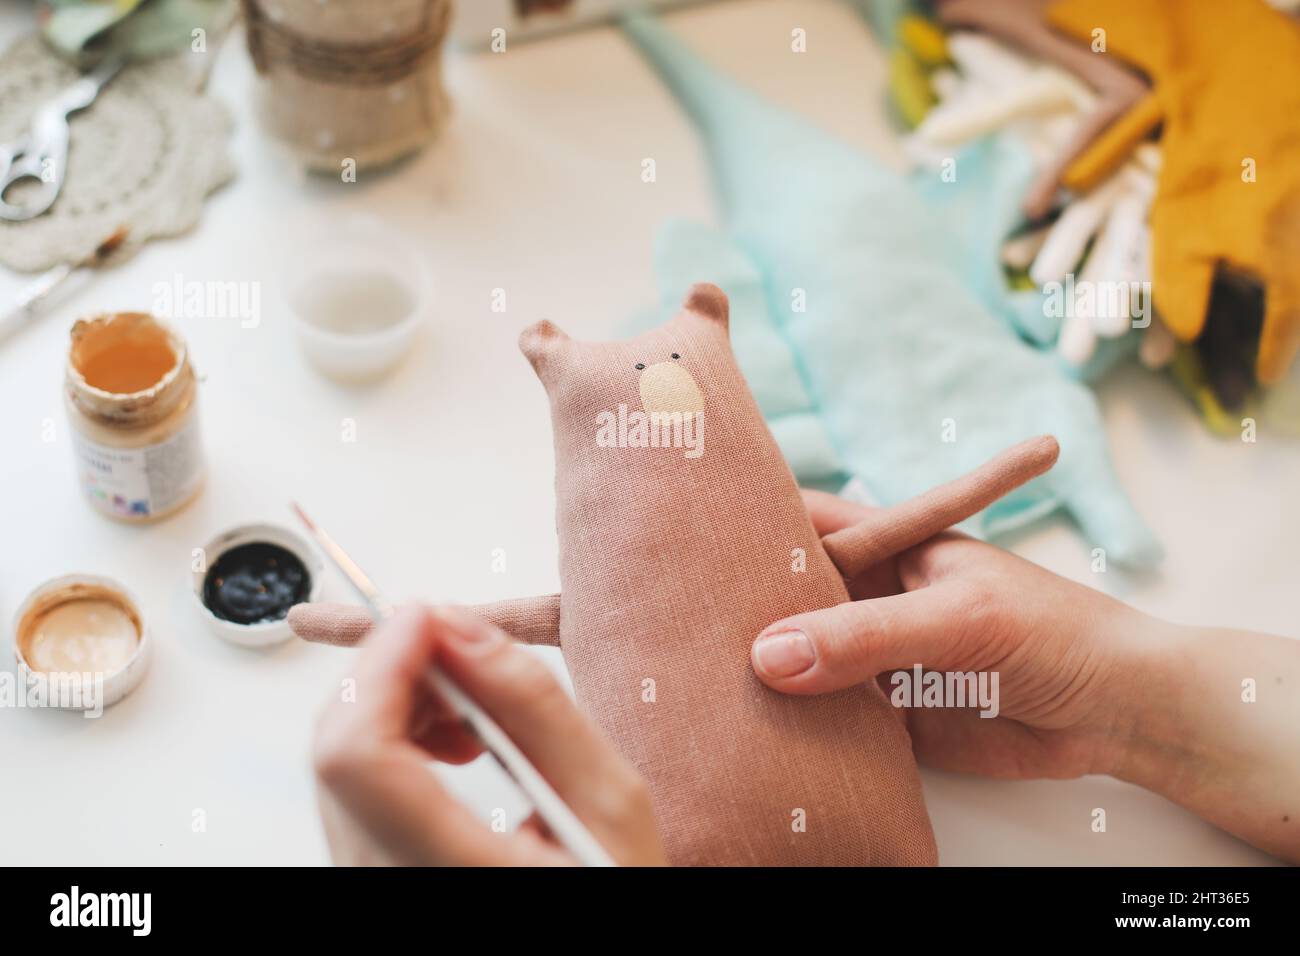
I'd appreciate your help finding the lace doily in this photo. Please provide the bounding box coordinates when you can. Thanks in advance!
[0,36,235,273]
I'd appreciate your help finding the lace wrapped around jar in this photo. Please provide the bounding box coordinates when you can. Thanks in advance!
[241,0,452,171]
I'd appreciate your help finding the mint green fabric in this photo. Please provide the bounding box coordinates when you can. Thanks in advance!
[624,14,1161,565]
[907,136,1141,380]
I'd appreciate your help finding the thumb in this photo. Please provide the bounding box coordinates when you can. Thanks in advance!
[751,583,972,695]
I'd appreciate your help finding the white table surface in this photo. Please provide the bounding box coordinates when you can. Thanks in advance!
[0,0,1294,866]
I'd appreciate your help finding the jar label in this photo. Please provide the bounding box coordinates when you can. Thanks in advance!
[71,414,205,519]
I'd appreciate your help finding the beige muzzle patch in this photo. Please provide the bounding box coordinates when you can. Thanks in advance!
[639,361,704,415]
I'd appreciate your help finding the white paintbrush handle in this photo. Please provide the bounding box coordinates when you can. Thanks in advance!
[428,671,617,867]
[0,262,72,345]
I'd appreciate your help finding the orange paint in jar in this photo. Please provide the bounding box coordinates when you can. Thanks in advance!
[64,312,206,522]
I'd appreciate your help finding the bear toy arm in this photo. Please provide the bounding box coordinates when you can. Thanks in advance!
[821,435,1060,581]
[288,594,562,648]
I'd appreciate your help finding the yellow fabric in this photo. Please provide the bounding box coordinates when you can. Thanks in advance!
[1050,0,1300,383]
[899,14,949,66]
[1061,93,1161,192]
[888,47,935,128]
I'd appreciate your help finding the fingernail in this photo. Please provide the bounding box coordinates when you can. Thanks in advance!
[753,630,816,678]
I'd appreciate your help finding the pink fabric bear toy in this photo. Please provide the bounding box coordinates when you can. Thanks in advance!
[291,284,1060,865]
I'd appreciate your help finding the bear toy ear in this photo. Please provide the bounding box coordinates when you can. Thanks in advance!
[519,319,572,377]
[683,282,729,331]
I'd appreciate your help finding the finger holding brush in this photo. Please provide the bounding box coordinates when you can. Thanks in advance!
[312,604,666,867]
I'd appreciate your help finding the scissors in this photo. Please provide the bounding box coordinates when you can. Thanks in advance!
[0,55,123,222]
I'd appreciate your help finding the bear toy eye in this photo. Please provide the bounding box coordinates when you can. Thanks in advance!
[634,363,645,371]
[671,353,680,360]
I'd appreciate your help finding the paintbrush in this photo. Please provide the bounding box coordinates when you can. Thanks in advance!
[0,225,130,346]
[290,502,617,868]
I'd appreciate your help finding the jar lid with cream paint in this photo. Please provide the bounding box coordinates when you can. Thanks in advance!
[12,575,152,712]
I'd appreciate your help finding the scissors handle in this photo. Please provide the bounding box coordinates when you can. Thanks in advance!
[51,55,124,114]
[0,145,63,222]
[0,56,123,222]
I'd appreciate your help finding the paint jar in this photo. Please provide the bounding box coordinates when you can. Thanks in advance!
[243,0,454,172]
[13,574,152,711]
[193,522,323,648]
[65,312,206,522]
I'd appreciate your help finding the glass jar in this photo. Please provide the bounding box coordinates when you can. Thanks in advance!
[243,0,454,172]
[64,312,206,522]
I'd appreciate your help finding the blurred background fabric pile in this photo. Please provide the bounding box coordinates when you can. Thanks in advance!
[872,0,1300,436]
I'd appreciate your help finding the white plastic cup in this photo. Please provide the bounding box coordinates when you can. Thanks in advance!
[284,223,432,382]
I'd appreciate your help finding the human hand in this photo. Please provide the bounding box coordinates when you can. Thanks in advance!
[312,605,665,866]
[752,490,1161,781]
